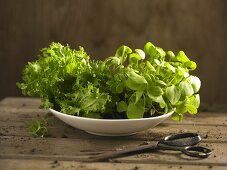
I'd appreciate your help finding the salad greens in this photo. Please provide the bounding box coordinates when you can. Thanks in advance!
[17,42,201,121]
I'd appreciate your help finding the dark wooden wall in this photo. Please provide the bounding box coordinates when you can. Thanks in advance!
[0,0,227,107]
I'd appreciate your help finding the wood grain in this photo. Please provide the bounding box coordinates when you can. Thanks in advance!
[1,159,226,170]
[0,0,227,107]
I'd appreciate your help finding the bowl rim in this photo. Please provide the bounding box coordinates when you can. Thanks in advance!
[49,108,175,122]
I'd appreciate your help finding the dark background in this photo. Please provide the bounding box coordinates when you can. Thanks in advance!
[0,0,227,110]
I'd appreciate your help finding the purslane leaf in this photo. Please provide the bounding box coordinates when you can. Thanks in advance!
[187,76,201,93]
[116,82,124,93]
[147,85,163,97]
[117,101,128,112]
[184,61,197,70]
[126,78,147,91]
[165,85,181,105]
[115,45,132,64]
[167,51,175,60]
[135,49,145,60]
[186,104,197,114]
[171,112,183,122]
[176,51,190,63]
[147,95,166,108]
[146,61,156,72]
[144,42,153,55]
[177,66,189,78]
[135,91,143,104]
[179,82,194,96]
[127,102,145,119]
[189,94,200,108]
[126,70,147,91]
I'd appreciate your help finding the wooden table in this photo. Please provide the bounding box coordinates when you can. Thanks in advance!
[0,97,226,170]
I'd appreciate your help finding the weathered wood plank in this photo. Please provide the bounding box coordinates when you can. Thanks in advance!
[1,159,226,170]
[0,115,226,142]
[0,97,41,107]
[0,136,226,165]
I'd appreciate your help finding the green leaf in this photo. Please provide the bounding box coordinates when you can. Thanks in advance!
[109,56,121,65]
[144,42,153,55]
[147,85,163,97]
[85,112,101,119]
[175,98,189,114]
[171,112,183,122]
[129,53,142,61]
[175,103,187,114]
[117,101,128,112]
[146,61,156,72]
[135,91,143,103]
[126,79,146,91]
[26,117,48,137]
[135,49,145,59]
[184,61,197,70]
[115,45,132,64]
[65,62,76,74]
[176,51,190,63]
[179,82,194,96]
[165,85,181,105]
[156,80,167,86]
[116,82,124,93]
[189,94,200,108]
[187,76,201,93]
[177,66,189,78]
[165,62,176,72]
[144,42,159,59]
[154,59,161,66]
[127,102,145,119]
[156,47,166,58]
[128,70,147,84]
[126,70,147,91]
[147,95,166,108]
[186,104,197,114]
[194,94,200,108]
[167,51,175,60]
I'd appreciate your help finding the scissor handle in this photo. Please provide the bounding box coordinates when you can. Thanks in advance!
[182,146,212,158]
[160,133,201,147]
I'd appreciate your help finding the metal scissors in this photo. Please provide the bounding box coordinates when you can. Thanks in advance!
[87,133,212,162]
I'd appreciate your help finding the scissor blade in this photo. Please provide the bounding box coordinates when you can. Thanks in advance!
[86,141,159,162]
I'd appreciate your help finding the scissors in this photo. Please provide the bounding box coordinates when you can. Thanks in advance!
[86,133,212,162]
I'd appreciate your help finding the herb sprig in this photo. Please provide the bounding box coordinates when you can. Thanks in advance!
[26,117,48,137]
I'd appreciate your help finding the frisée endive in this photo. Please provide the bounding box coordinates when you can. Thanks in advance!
[17,42,201,121]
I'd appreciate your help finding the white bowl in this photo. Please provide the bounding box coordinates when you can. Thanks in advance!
[49,109,174,136]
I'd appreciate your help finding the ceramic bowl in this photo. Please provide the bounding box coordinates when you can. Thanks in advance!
[49,109,174,136]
